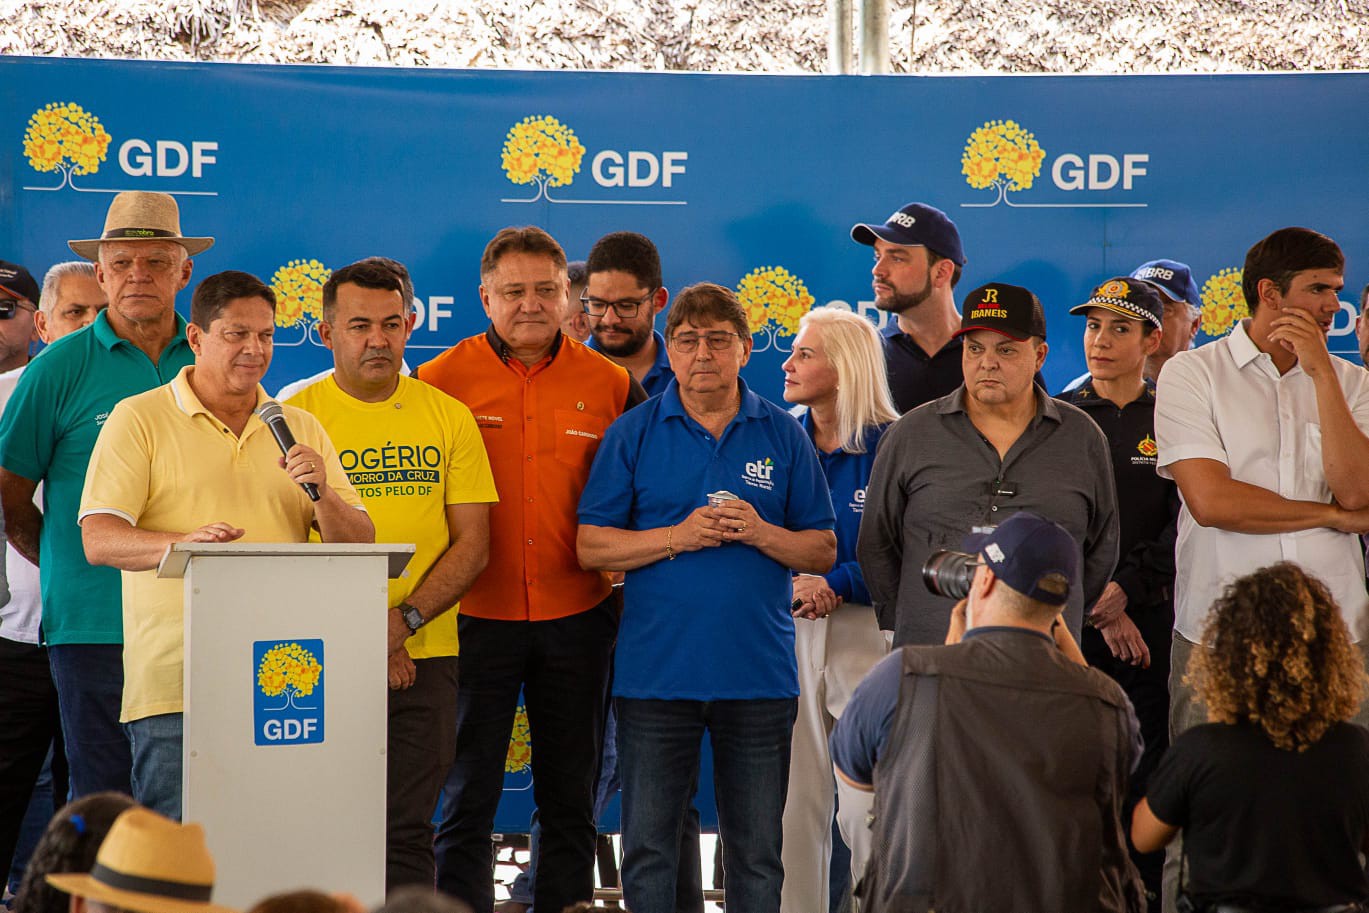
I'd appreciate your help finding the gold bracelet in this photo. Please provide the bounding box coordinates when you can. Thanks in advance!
[665,525,676,560]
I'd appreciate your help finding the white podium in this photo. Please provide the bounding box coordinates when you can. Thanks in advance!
[159,542,415,910]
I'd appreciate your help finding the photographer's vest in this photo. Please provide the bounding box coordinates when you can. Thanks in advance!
[859,632,1144,913]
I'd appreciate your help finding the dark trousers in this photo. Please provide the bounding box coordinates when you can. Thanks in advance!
[434,601,616,913]
[1083,604,1173,909]
[617,697,797,913]
[46,644,132,799]
[386,655,459,893]
[0,638,66,874]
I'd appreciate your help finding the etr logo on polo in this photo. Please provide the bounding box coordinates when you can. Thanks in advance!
[742,457,777,492]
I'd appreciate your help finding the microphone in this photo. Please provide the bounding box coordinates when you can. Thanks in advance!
[257,400,320,502]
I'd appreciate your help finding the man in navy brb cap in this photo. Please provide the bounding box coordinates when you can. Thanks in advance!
[832,510,1144,912]
[1130,259,1201,380]
[850,202,969,414]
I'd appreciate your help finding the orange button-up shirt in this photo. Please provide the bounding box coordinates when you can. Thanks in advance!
[417,328,642,621]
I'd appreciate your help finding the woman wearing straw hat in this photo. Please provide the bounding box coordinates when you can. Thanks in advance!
[46,807,238,913]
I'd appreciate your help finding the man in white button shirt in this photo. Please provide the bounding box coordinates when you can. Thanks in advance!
[1155,226,1369,908]
[1157,227,1369,727]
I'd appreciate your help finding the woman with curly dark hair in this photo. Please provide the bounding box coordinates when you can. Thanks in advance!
[12,793,134,913]
[1132,562,1369,912]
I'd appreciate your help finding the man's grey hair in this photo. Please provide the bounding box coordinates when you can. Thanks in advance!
[39,261,97,314]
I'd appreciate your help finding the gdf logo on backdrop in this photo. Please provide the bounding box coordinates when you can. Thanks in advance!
[499,115,687,206]
[21,101,219,196]
[959,119,1149,209]
[268,257,462,352]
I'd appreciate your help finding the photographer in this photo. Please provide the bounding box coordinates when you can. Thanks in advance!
[858,282,1119,646]
[833,512,1144,913]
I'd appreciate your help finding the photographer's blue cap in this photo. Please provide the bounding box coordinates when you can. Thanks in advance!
[1130,259,1201,310]
[963,511,1077,606]
[851,202,967,267]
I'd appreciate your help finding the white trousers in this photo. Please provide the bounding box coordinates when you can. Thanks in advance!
[780,604,889,913]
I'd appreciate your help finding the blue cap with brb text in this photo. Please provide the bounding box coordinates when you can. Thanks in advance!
[963,511,1077,606]
[850,202,967,267]
[1130,259,1201,309]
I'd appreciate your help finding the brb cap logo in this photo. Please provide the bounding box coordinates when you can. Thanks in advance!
[500,114,686,206]
[736,266,815,353]
[961,118,1148,209]
[22,101,218,196]
[254,639,324,746]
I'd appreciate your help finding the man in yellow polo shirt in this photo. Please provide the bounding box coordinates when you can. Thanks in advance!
[287,257,497,891]
[78,269,374,821]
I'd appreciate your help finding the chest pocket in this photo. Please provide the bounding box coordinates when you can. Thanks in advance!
[554,408,611,471]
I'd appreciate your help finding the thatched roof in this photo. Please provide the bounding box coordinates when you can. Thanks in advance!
[3,0,1367,73]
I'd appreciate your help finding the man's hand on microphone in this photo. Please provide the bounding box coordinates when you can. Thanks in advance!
[281,443,328,493]
[388,648,416,690]
[180,522,245,544]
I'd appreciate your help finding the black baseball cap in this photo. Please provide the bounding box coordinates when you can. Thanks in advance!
[0,260,40,305]
[954,282,1046,342]
[850,202,966,267]
[1070,277,1165,331]
[963,511,1077,607]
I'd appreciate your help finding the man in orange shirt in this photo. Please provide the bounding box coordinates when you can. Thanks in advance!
[418,226,645,913]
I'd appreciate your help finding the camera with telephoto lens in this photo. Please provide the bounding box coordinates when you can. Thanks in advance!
[921,550,980,600]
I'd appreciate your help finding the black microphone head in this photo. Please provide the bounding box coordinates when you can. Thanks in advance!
[257,400,285,423]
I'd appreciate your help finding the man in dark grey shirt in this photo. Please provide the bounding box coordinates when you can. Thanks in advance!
[858,282,1119,646]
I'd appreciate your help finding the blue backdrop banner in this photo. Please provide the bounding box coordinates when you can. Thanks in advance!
[5,58,1368,831]
[5,58,1369,401]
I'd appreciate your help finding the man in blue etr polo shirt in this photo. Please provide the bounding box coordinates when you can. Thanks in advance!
[0,192,205,799]
[578,282,836,913]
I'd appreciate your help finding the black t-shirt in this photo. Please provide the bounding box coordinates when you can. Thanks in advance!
[881,326,965,415]
[1147,721,1369,907]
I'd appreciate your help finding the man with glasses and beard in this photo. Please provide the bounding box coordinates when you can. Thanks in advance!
[584,232,674,397]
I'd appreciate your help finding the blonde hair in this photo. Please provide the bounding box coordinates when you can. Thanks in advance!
[796,307,899,453]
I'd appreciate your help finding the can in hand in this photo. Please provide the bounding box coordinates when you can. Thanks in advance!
[707,489,739,508]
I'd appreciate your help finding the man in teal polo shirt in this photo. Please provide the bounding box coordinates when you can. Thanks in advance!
[0,191,210,799]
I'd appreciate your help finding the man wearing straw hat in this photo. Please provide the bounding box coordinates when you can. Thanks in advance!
[0,192,209,804]
[47,806,238,913]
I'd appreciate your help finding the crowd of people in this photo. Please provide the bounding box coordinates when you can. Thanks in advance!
[3,188,1369,913]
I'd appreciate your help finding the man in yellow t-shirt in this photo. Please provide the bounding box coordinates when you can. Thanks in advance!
[78,270,374,822]
[286,257,497,892]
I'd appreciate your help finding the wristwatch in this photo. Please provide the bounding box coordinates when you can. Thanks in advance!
[399,602,425,633]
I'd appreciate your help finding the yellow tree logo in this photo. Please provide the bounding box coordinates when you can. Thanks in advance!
[23,102,113,191]
[271,259,331,347]
[500,115,586,203]
[1200,267,1247,337]
[257,642,323,711]
[961,119,1047,206]
[736,266,815,353]
[505,703,532,774]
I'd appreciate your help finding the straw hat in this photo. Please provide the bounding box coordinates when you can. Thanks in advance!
[47,807,238,913]
[68,192,215,261]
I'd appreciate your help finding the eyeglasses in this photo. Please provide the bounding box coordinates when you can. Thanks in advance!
[0,298,36,320]
[669,331,743,353]
[581,289,657,318]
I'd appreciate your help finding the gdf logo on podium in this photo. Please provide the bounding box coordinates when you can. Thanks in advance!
[254,639,325,746]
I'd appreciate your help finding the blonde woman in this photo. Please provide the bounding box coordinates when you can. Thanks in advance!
[779,306,898,913]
